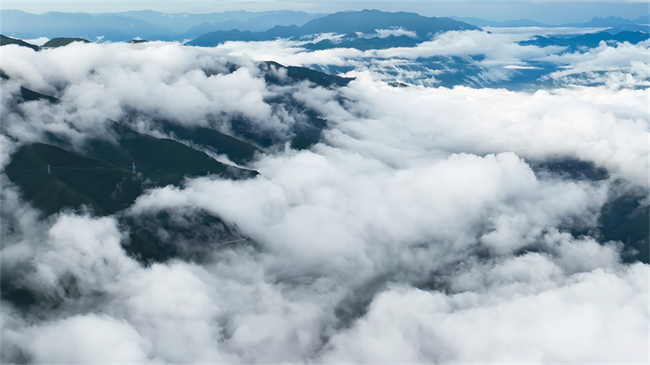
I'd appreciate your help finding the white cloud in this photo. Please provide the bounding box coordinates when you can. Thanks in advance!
[214,29,650,88]
[1,36,648,363]
[8,314,153,363]
[373,28,418,39]
[374,30,565,63]
[23,37,50,46]
[320,260,648,363]
[333,74,648,186]
[540,40,650,88]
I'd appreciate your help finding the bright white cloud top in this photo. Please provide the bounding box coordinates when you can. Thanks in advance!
[0,27,648,363]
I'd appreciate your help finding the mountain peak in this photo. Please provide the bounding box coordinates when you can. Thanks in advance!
[187,10,479,47]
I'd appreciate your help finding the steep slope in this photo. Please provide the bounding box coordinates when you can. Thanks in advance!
[0,76,60,104]
[5,125,259,217]
[161,122,261,165]
[205,61,354,150]
[19,87,59,103]
[5,143,143,216]
[80,123,258,186]
[0,34,40,51]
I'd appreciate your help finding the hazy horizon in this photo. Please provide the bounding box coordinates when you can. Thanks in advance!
[2,1,649,24]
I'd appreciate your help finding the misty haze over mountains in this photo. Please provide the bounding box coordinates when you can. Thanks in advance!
[3,9,324,41]
[2,8,649,42]
[2,9,648,89]
[1,5,649,364]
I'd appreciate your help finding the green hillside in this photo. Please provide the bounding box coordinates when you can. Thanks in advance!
[162,122,261,165]
[5,143,143,216]
[84,123,258,186]
[5,125,259,217]
[4,139,258,264]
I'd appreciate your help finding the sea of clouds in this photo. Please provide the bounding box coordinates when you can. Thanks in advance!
[1,29,648,363]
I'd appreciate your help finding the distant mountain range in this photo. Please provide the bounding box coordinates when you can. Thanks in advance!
[116,10,324,35]
[2,10,174,41]
[184,11,321,38]
[520,31,649,52]
[186,10,479,47]
[449,17,549,28]
[2,25,648,92]
[451,15,650,32]
[2,8,647,45]
[1,9,323,42]
[2,9,648,62]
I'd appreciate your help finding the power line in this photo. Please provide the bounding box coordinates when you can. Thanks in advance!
[4,166,130,174]
[215,237,249,247]
[3,167,47,174]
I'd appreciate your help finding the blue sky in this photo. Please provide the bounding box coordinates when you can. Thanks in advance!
[2,1,649,23]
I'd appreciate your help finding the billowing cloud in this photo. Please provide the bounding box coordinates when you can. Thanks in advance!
[373,28,418,38]
[1,32,648,363]
[321,259,648,363]
[210,28,649,88]
[540,39,650,88]
[333,75,648,186]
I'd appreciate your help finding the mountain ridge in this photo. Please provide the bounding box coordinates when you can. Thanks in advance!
[452,15,648,29]
[0,9,323,42]
[187,9,479,47]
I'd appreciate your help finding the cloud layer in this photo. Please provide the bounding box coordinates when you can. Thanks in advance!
[1,33,648,363]
[213,28,650,87]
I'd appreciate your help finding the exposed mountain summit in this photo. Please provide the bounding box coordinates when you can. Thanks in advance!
[42,37,91,48]
[0,34,40,51]
[295,9,478,36]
